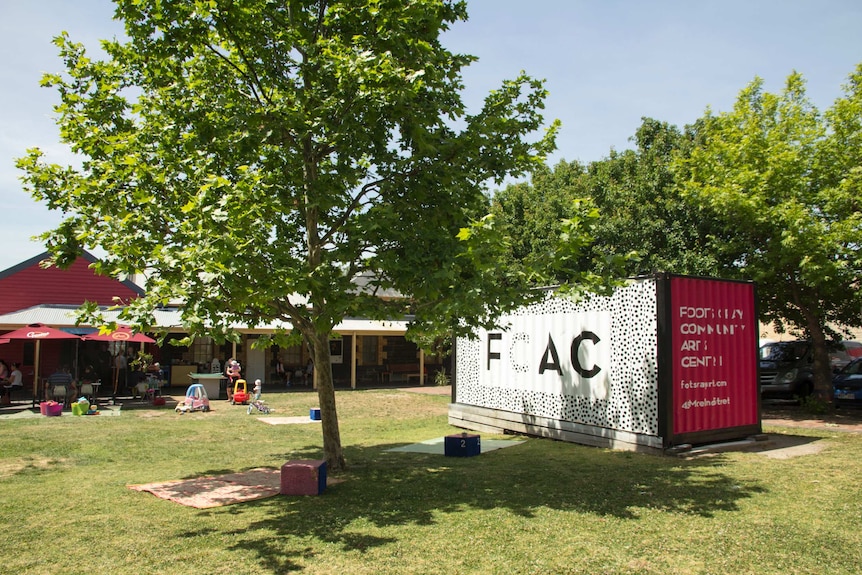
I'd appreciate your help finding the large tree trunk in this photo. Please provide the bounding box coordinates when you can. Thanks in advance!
[308,329,346,471]
[804,313,833,402]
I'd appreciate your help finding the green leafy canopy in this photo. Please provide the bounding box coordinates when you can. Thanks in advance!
[17,0,568,469]
[18,0,560,340]
[680,67,862,398]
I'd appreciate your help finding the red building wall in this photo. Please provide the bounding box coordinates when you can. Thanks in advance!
[0,252,145,391]
[0,252,143,315]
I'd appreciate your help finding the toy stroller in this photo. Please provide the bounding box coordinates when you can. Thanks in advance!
[247,379,272,414]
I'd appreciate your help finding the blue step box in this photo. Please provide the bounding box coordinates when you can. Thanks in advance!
[444,433,481,457]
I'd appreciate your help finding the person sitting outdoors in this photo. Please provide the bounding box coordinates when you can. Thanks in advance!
[46,365,76,403]
[80,364,97,384]
[127,364,148,398]
[1,362,23,405]
[146,362,164,386]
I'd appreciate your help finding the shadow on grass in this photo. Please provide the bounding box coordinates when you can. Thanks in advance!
[212,439,765,571]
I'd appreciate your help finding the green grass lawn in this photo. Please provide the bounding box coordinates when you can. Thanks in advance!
[1,389,861,574]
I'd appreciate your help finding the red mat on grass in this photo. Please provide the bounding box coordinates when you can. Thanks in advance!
[128,467,282,508]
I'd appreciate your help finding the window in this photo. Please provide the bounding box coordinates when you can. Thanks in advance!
[281,345,303,367]
[189,336,214,366]
[361,336,379,366]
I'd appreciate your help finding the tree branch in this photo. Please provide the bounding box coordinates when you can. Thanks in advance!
[317,177,384,246]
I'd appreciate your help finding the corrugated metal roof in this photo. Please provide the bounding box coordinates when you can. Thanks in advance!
[0,305,180,329]
[0,304,409,334]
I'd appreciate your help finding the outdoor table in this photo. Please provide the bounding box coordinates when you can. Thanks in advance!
[189,373,227,400]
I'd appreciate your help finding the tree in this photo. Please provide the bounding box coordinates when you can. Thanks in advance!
[680,68,862,400]
[583,118,721,277]
[490,160,591,282]
[492,118,718,283]
[17,0,561,471]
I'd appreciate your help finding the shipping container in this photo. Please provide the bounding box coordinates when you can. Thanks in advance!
[448,274,761,453]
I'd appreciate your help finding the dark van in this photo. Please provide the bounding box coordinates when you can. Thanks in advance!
[759,341,814,399]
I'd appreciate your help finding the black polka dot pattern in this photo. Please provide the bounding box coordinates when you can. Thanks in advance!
[454,279,659,436]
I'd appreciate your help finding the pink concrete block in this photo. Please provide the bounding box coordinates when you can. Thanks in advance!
[280,459,327,496]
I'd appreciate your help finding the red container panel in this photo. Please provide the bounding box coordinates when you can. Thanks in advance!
[669,277,759,435]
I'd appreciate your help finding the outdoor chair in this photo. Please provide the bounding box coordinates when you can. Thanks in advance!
[52,385,68,406]
[79,383,94,403]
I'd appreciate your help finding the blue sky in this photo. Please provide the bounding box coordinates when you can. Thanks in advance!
[2,0,861,271]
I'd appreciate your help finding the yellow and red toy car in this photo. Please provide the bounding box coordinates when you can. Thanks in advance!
[231,379,250,405]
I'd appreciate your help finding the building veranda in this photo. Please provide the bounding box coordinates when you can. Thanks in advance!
[0,252,443,403]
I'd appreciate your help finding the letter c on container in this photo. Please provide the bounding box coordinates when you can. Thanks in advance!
[571,331,601,378]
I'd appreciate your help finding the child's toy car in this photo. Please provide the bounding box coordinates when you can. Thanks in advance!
[176,383,211,413]
[231,379,250,405]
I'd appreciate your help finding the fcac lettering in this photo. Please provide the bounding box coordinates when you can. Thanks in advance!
[487,330,602,378]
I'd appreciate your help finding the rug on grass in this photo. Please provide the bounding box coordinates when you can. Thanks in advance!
[129,467,282,508]
[386,437,526,455]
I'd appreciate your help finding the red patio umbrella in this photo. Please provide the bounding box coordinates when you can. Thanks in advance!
[82,326,156,396]
[0,323,81,407]
[81,325,156,344]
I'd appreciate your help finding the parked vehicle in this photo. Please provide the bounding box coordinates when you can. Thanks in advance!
[759,341,814,399]
[845,341,862,358]
[831,341,862,371]
[760,340,862,399]
[833,358,862,406]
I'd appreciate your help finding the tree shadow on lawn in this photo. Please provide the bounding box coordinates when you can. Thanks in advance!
[214,439,765,571]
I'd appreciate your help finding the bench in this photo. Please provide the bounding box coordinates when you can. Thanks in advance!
[383,364,427,384]
[356,366,383,385]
